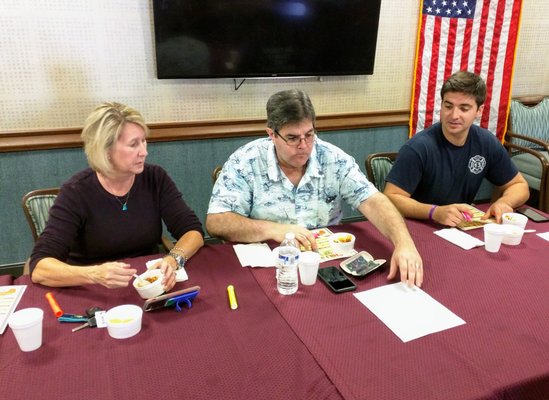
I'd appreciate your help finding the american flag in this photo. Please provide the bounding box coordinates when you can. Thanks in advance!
[410,0,523,141]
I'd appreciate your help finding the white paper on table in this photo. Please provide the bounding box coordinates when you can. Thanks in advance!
[434,228,484,250]
[233,243,276,267]
[537,232,549,241]
[0,285,27,335]
[146,258,188,282]
[353,282,466,342]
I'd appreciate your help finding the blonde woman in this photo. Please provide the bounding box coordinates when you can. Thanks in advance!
[30,102,204,290]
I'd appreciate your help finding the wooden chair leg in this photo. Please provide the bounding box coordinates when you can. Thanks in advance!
[541,176,549,213]
[23,259,31,276]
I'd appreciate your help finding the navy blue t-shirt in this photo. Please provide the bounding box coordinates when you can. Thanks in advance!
[386,122,518,205]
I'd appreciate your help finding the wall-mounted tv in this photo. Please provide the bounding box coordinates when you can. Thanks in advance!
[152,0,382,79]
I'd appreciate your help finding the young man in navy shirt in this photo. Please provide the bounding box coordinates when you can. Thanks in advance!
[384,71,529,226]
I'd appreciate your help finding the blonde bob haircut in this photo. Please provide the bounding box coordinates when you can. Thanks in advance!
[81,102,149,176]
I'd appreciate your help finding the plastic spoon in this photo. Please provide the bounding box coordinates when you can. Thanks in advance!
[133,274,148,286]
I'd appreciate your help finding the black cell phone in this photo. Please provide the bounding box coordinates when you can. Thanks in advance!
[317,266,357,293]
[516,206,549,222]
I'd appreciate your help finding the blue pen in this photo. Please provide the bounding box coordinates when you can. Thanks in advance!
[58,314,88,323]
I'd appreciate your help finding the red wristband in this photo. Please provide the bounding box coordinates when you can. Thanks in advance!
[428,205,437,221]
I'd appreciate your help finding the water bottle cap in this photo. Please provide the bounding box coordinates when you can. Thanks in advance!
[285,232,296,240]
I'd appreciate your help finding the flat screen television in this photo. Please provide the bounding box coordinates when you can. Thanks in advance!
[152,0,382,79]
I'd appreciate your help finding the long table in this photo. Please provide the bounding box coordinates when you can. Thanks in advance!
[250,212,549,400]
[1,209,549,399]
[0,245,342,400]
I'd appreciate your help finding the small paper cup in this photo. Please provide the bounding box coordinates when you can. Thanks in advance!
[9,308,44,352]
[483,223,506,253]
[329,233,356,254]
[105,305,143,339]
[133,269,164,299]
[501,225,525,246]
[501,212,527,245]
[502,212,528,229]
[299,251,321,285]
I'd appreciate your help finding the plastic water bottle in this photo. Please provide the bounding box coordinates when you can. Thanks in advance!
[277,232,300,295]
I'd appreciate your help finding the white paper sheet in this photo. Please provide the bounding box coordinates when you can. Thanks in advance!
[353,282,466,342]
[233,243,276,267]
[434,228,484,250]
[0,285,27,335]
[537,232,549,241]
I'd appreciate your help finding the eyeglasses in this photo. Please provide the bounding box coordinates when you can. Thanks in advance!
[274,129,316,147]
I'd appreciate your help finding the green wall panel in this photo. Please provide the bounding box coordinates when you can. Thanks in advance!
[1,126,408,265]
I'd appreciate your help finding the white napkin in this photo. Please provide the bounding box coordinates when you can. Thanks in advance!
[145,258,163,269]
[233,243,276,267]
[537,232,549,241]
[146,257,189,282]
[433,228,484,250]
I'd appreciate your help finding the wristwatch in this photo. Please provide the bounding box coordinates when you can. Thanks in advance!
[168,252,186,270]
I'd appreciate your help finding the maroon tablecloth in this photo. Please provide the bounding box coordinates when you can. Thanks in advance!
[0,244,342,400]
[251,215,549,400]
[0,274,13,285]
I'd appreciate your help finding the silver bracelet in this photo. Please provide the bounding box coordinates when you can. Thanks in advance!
[167,251,186,270]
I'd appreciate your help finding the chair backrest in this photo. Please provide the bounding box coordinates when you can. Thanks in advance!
[212,166,222,184]
[21,188,59,241]
[365,152,398,192]
[508,97,549,149]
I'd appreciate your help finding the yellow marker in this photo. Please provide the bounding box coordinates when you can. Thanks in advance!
[227,285,238,310]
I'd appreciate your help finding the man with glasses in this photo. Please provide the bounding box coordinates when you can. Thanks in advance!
[206,89,423,287]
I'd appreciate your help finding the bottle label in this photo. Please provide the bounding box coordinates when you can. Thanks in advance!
[278,254,299,265]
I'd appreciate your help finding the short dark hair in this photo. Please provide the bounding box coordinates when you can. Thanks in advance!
[266,89,316,131]
[440,71,486,107]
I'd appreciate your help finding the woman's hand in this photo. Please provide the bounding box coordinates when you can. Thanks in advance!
[149,257,177,292]
[90,262,137,289]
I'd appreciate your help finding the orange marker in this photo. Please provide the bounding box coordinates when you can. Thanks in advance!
[45,292,63,317]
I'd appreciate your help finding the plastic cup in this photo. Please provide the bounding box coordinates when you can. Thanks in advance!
[8,308,44,352]
[105,304,143,339]
[329,233,356,254]
[483,223,506,253]
[501,212,528,245]
[299,251,321,285]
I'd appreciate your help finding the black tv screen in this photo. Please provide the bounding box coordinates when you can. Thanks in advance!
[152,0,382,79]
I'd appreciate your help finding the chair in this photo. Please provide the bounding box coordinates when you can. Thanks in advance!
[365,152,398,192]
[21,188,59,242]
[504,97,549,212]
[212,165,222,184]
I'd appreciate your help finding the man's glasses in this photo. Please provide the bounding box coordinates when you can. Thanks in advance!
[274,129,316,147]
